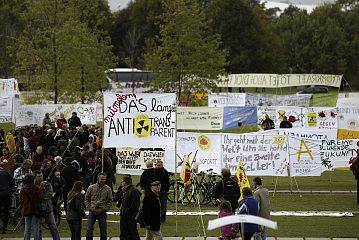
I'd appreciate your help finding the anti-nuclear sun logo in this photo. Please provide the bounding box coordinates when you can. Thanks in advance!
[134,114,152,137]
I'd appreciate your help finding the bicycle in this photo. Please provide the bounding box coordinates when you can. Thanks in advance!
[0,193,24,232]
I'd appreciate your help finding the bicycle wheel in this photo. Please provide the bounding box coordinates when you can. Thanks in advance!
[7,205,24,231]
[167,181,181,203]
[181,183,194,206]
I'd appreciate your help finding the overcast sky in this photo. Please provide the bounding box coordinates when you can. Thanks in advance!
[108,0,336,12]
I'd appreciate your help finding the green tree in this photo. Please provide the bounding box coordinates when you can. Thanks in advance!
[144,0,227,101]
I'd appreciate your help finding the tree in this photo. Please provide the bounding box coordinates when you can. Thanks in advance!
[144,0,227,101]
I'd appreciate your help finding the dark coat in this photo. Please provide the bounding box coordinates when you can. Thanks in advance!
[20,183,44,216]
[0,168,15,197]
[66,192,85,220]
[142,191,161,231]
[62,165,80,193]
[215,178,241,212]
[237,195,259,233]
[120,185,141,219]
[140,168,168,192]
[68,116,82,129]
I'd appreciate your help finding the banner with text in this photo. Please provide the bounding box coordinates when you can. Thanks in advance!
[0,96,13,123]
[177,132,222,174]
[223,106,257,129]
[337,107,359,130]
[257,106,305,128]
[279,128,337,140]
[103,93,176,148]
[177,107,223,130]
[246,93,311,107]
[15,104,96,127]
[305,108,338,129]
[217,74,342,88]
[222,134,289,176]
[0,78,19,96]
[337,129,359,140]
[208,93,246,107]
[336,98,359,107]
[320,139,356,170]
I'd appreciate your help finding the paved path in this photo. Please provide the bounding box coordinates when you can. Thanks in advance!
[2,237,359,240]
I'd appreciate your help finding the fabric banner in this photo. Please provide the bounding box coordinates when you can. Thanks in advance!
[177,107,223,130]
[337,129,359,140]
[115,147,175,175]
[208,93,246,107]
[337,107,359,130]
[287,137,322,176]
[279,128,337,140]
[176,132,222,174]
[223,106,257,129]
[257,106,305,128]
[0,78,19,96]
[245,93,311,107]
[338,92,359,99]
[103,93,176,148]
[305,107,337,129]
[245,93,276,107]
[217,74,342,88]
[222,134,289,176]
[15,104,96,127]
[320,139,356,169]
[0,96,13,123]
[336,98,359,107]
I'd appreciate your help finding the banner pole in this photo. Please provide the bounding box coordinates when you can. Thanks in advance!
[273,176,279,197]
[175,93,178,233]
[102,93,104,173]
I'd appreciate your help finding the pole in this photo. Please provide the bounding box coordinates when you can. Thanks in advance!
[174,93,178,233]
[102,93,104,173]
[273,176,279,197]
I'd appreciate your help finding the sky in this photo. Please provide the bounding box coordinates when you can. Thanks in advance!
[108,0,337,11]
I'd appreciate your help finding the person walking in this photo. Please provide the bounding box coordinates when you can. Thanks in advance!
[118,175,141,240]
[85,172,113,240]
[154,160,170,223]
[20,174,43,240]
[67,181,86,240]
[142,181,163,240]
[0,165,15,234]
[253,177,271,240]
[215,168,241,213]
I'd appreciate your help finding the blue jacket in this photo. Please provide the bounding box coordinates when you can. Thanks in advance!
[236,195,259,232]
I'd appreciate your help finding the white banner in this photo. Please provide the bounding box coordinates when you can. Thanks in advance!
[177,107,223,130]
[305,107,338,129]
[336,98,359,107]
[222,134,289,176]
[288,137,322,176]
[245,93,312,107]
[320,139,356,169]
[279,128,337,140]
[15,104,96,127]
[0,78,19,96]
[217,74,342,88]
[257,106,305,128]
[177,132,222,174]
[208,93,246,107]
[0,96,13,123]
[103,93,176,148]
[338,92,359,99]
[337,107,359,130]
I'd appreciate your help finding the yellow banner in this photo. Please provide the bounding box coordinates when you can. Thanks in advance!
[337,129,359,140]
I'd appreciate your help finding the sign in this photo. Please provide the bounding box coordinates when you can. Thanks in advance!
[15,104,96,127]
[208,93,246,107]
[0,96,13,123]
[217,74,342,88]
[0,78,19,96]
[320,139,356,169]
[338,92,359,99]
[222,134,289,176]
[337,129,359,140]
[305,108,337,129]
[279,128,337,140]
[336,98,359,107]
[257,106,305,128]
[245,93,312,107]
[223,106,257,129]
[337,107,359,130]
[103,93,176,148]
[177,132,222,174]
[177,107,223,130]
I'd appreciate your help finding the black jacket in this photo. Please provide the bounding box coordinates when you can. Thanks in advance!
[0,168,15,197]
[139,168,169,193]
[215,177,241,211]
[120,185,141,219]
[68,116,82,129]
[142,191,161,231]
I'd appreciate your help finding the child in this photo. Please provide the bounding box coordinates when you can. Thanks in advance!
[218,200,235,240]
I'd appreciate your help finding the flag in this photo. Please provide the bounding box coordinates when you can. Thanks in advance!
[236,160,251,201]
[181,154,191,186]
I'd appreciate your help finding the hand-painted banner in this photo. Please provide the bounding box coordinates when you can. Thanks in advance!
[287,137,322,176]
[15,104,96,127]
[246,93,311,107]
[177,107,223,130]
[208,93,246,107]
[0,96,13,123]
[217,74,342,88]
[0,78,19,96]
[279,128,337,140]
[306,108,337,129]
[223,107,257,129]
[337,129,359,140]
[257,106,305,128]
[336,98,359,107]
[177,132,222,174]
[222,134,289,176]
[338,92,359,99]
[103,93,176,148]
[337,107,359,130]
[115,147,175,175]
[320,139,356,170]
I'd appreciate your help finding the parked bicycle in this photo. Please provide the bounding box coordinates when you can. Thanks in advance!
[0,193,24,232]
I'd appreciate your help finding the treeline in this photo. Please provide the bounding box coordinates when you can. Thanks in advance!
[0,0,358,103]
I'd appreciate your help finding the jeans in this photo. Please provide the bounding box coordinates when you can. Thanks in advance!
[0,195,12,231]
[67,219,82,240]
[86,211,107,240]
[45,212,60,240]
[253,226,267,240]
[24,215,41,240]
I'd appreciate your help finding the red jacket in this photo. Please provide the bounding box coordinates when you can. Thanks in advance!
[20,183,43,216]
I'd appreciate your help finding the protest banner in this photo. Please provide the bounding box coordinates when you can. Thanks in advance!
[177,132,222,174]
[103,93,176,148]
[0,78,19,96]
[0,96,13,123]
[287,137,322,176]
[177,107,223,130]
[245,93,311,107]
[337,107,359,130]
[223,106,257,129]
[217,74,342,88]
[222,134,289,176]
[279,128,337,140]
[15,104,96,126]
[257,106,305,128]
[320,139,356,169]
[116,147,175,175]
[306,107,337,129]
[337,129,359,140]
[245,93,276,107]
[336,98,359,107]
[208,93,246,107]
[337,92,359,99]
